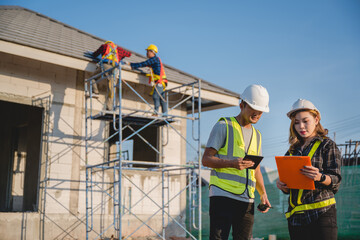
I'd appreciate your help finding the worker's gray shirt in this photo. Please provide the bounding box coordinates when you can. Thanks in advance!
[206,119,262,203]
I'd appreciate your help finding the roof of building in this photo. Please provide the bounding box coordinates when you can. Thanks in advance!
[0,5,240,100]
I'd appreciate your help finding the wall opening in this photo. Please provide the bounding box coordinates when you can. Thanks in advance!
[0,100,43,212]
[109,123,159,167]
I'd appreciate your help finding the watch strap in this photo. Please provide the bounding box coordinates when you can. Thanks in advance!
[318,174,326,183]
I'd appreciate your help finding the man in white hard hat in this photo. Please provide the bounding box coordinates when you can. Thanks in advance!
[202,84,271,240]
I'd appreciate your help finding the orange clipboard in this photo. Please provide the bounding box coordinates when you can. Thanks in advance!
[275,156,315,190]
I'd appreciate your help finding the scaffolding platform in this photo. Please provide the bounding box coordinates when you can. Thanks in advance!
[91,111,175,126]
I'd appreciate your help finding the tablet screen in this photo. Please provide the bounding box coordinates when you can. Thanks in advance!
[243,154,263,169]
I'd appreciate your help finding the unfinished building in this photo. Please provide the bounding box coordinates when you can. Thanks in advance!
[0,6,240,239]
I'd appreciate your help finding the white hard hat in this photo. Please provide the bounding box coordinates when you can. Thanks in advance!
[287,99,321,119]
[240,84,270,112]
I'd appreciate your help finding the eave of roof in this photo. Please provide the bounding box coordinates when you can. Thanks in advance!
[0,5,240,101]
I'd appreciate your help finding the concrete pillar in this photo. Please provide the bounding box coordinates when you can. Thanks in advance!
[69,70,84,214]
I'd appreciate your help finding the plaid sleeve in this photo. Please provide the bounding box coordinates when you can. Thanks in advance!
[130,58,155,69]
[117,47,131,60]
[92,44,106,58]
[322,139,342,192]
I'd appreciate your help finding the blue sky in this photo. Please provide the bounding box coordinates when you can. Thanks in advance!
[3,0,360,169]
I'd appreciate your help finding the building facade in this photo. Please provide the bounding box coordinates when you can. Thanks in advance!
[0,6,240,239]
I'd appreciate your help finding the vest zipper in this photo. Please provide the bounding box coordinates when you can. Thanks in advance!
[246,168,250,197]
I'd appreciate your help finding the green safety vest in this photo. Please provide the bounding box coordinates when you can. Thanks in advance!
[209,117,262,198]
[285,140,336,219]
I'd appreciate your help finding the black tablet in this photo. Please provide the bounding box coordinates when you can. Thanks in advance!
[243,154,264,169]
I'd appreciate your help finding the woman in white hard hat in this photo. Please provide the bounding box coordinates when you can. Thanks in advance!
[276,99,341,240]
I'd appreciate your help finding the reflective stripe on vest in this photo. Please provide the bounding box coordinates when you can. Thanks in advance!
[147,57,168,84]
[285,198,336,219]
[286,140,336,218]
[209,117,261,198]
[102,41,119,66]
[210,171,256,188]
[147,57,168,95]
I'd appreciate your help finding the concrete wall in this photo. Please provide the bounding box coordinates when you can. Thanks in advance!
[0,51,189,239]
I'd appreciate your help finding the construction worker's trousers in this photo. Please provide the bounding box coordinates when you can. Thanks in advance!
[288,205,337,240]
[210,196,254,240]
[92,63,119,110]
[153,84,167,113]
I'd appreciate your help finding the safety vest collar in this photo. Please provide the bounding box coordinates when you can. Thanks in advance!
[217,117,261,158]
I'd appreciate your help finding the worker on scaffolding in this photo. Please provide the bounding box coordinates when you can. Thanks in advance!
[91,41,131,110]
[202,84,271,240]
[125,44,168,115]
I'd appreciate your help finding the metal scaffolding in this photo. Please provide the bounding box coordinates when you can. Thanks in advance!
[84,61,203,239]
[338,140,360,166]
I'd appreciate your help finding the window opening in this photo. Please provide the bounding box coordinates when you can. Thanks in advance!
[0,100,43,212]
[109,123,158,167]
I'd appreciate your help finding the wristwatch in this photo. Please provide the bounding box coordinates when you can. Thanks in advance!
[317,174,326,183]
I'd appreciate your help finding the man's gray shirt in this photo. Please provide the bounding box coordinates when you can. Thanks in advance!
[206,119,262,203]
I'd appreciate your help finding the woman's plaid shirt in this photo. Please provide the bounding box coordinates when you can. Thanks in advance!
[285,137,342,226]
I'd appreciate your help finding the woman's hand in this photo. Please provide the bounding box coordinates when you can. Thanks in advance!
[276,179,289,193]
[301,165,321,181]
